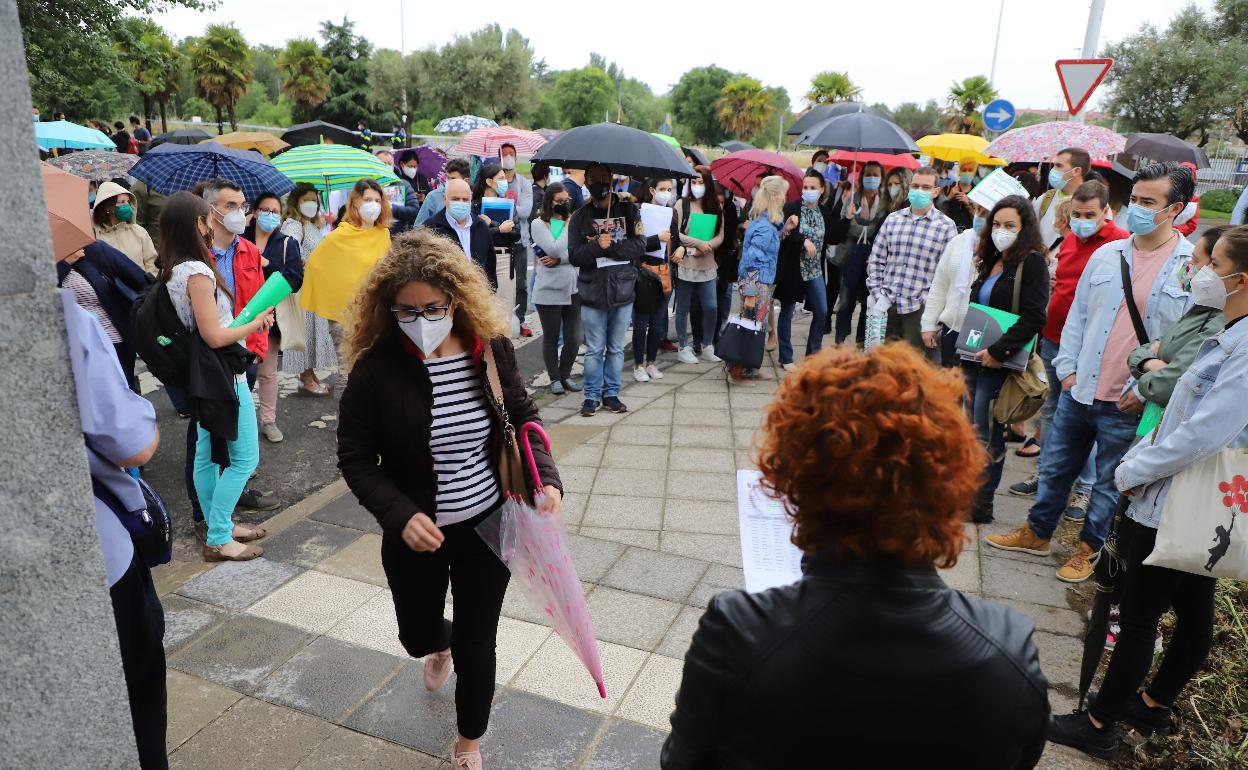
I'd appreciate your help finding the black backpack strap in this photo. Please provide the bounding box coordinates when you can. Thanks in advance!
[1120,252,1149,345]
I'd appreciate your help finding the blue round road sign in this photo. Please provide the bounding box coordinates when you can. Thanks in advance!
[982,99,1016,132]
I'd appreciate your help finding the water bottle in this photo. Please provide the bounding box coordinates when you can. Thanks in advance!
[864,296,890,350]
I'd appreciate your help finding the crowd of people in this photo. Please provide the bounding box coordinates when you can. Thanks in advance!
[49,117,1248,768]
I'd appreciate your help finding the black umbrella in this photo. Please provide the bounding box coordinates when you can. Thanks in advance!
[1123,133,1211,169]
[149,127,212,151]
[532,122,697,179]
[281,120,361,148]
[1078,497,1133,711]
[796,109,920,154]
[786,102,883,137]
[682,146,710,167]
[719,140,754,152]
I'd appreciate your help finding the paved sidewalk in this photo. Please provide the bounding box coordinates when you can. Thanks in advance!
[153,314,1107,769]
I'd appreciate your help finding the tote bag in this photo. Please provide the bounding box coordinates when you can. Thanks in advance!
[275,241,308,352]
[1145,447,1248,579]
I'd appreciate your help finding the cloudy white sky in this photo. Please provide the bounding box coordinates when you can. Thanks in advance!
[151,0,1213,114]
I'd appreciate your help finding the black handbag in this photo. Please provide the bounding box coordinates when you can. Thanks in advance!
[716,320,766,369]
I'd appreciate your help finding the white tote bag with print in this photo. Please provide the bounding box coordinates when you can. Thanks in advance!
[1146,447,1248,579]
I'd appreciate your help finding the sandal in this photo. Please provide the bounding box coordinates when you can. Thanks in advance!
[1015,437,1041,458]
[203,542,264,562]
[233,524,268,542]
[298,372,330,396]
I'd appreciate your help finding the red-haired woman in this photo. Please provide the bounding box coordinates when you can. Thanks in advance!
[661,343,1049,769]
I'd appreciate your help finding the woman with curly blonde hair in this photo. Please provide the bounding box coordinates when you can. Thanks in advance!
[662,343,1050,769]
[337,229,563,770]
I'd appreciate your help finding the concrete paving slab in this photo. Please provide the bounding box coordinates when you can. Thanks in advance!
[578,527,661,549]
[600,443,669,470]
[558,465,598,495]
[608,424,671,447]
[663,499,738,535]
[545,424,608,455]
[511,635,647,714]
[615,654,684,729]
[672,407,732,427]
[592,467,667,498]
[586,587,682,651]
[314,533,387,588]
[939,552,981,594]
[170,614,313,694]
[166,696,334,769]
[260,519,364,570]
[999,599,1086,638]
[582,719,667,770]
[162,594,228,656]
[485,689,604,770]
[153,560,214,598]
[342,662,456,757]
[1032,630,1085,693]
[248,570,382,636]
[558,443,606,467]
[308,493,383,534]
[665,472,736,502]
[670,426,735,448]
[620,408,675,427]
[165,670,242,753]
[175,558,302,611]
[661,531,742,568]
[666,447,736,474]
[982,551,1077,610]
[566,534,629,583]
[583,494,663,530]
[325,590,410,659]
[601,547,708,603]
[495,617,553,686]
[657,606,703,659]
[256,636,405,721]
[293,726,446,769]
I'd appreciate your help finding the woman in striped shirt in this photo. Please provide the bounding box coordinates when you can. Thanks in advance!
[338,230,563,770]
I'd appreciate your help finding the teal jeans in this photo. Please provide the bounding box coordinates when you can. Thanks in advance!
[194,379,259,546]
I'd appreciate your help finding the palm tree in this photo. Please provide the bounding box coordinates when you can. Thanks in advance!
[717,77,775,142]
[806,71,862,106]
[191,24,253,133]
[147,35,184,134]
[279,38,331,123]
[114,19,164,128]
[944,75,999,135]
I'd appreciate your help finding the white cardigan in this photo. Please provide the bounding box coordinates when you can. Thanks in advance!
[920,228,979,334]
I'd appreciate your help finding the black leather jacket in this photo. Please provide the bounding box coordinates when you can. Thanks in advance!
[661,558,1049,769]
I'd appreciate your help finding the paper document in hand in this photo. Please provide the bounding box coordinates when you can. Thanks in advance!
[640,202,672,258]
[737,469,803,592]
[967,169,1028,211]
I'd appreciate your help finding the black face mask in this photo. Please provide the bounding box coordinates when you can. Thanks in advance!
[587,182,611,201]
[553,202,570,216]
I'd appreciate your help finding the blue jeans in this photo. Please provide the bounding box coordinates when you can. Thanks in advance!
[581,303,632,402]
[777,275,828,365]
[963,363,1010,493]
[194,380,260,545]
[633,302,666,366]
[1027,391,1139,550]
[676,279,718,349]
[1039,338,1095,492]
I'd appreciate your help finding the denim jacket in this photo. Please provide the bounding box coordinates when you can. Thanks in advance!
[1054,233,1192,405]
[1116,318,1248,529]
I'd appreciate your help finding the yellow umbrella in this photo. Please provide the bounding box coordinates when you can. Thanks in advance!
[208,131,289,156]
[917,133,1006,166]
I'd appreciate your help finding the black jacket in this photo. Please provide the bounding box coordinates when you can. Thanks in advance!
[189,337,254,467]
[773,200,835,303]
[567,194,646,309]
[969,250,1050,362]
[337,334,561,539]
[661,558,1049,769]
[57,240,150,348]
[715,197,741,284]
[941,186,977,232]
[423,210,499,290]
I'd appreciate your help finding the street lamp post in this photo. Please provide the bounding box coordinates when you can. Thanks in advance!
[1072,0,1106,123]
[989,0,1005,85]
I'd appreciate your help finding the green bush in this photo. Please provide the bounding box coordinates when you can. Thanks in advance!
[1201,186,1243,214]
[178,97,213,122]
[247,100,293,128]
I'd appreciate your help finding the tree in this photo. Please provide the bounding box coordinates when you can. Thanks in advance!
[368,49,428,132]
[717,77,774,142]
[191,24,253,133]
[279,38,331,123]
[888,100,944,139]
[806,71,862,106]
[671,66,734,146]
[251,45,282,102]
[750,87,791,148]
[113,18,182,132]
[944,75,998,134]
[424,25,536,123]
[587,53,663,130]
[552,67,615,127]
[319,17,374,128]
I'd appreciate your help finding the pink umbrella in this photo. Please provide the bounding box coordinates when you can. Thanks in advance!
[710,148,805,201]
[984,121,1125,163]
[475,422,606,698]
[453,126,547,157]
[829,150,919,170]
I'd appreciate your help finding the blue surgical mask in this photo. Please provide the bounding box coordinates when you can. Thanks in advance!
[1048,168,1068,190]
[1126,202,1164,235]
[495,179,509,196]
[257,211,281,233]
[908,189,933,209]
[801,189,820,204]
[862,176,881,191]
[972,215,986,233]
[1069,217,1100,239]
[959,173,975,185]
[448,200,472,222]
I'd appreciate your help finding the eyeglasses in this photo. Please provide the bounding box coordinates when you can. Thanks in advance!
[390,300,453,323]
[213,202,250,215]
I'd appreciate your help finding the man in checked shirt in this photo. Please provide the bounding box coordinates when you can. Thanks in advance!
[867,166,958,351]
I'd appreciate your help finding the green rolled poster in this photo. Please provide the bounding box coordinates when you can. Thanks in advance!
[1136,401,1163,437]
[550,219,566,240]
[687,212,717,242]
[229,272,292,328]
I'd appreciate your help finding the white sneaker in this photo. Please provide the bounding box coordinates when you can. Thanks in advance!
[633,366,651,382]
[260,422,284,443]
[782,362,795,372]
[677,346,699,364]
[645,363,663,380]
[700,345,722,363]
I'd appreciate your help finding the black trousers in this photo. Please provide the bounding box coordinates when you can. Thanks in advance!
[110,556,168,769]
[536,297,582,383]
[1091,517,1217,722]
[380,508,510,740]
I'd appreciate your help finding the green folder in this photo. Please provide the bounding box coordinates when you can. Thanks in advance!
[550,219,566,240]
[687,212,717,241]
[956,302,1034,371]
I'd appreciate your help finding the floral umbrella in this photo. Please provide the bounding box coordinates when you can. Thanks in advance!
[434,115,498,134]
[46,150,139,182]
[984,121,1126,163]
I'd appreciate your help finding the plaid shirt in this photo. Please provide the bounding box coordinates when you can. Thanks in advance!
[867,206,957,314]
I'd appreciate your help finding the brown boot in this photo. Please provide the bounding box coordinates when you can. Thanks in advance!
[1056,542,1099,583]
[985,524,1050,556]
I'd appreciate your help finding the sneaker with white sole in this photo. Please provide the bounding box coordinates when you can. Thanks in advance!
[700,345,722,363]
[633,366,651,382]
[677,346,699,364]
[423,649,452,691]
[645,363,663,380]
[1064,489,1090,522]
[1009,473,1039,497]
[260,422,284,443]
[782,362,795,372]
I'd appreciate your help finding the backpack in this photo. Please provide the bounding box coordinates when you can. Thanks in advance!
[131,281,192,387]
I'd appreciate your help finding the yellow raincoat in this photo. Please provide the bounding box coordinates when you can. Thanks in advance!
[299,222,391,322]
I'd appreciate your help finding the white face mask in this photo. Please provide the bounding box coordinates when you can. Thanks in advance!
[359,201,382,224]
[298,200,320,219]
[219,208,247,235]
[653,190,674,206]
[888,184,902,198]
[690,184,706,199]
[812,162,827,173]
[402,166,418,179]
[399,313,454,356]
[1190,266,1240,310]
[991,228,1018,253]
[500,155,516,171]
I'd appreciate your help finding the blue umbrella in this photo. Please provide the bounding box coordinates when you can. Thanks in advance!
[35,120,115,151]
[129,142,294,201]
[434,115,498,134]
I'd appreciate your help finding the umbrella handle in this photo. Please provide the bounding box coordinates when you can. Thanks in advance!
[518,421,551,492]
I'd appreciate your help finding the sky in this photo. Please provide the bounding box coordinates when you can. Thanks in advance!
[150,0,1215,116]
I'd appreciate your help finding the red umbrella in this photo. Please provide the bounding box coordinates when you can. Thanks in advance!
[710,149,804,201]
[830,150,918,170]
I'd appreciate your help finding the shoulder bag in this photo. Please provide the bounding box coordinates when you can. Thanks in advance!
[482,341,535,504]
[992,259,1049,424]
[275,238,308,353]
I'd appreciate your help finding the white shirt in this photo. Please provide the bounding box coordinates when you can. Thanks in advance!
[445,208,473,256]
[920,228,979,334]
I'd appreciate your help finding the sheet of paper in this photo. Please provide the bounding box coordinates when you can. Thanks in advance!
[737,469,804,593]
[967,168,1029,211]
[640,202,671,258]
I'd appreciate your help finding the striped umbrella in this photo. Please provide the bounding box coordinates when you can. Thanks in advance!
[271,143,399,192]
[129,142,294,200]
[453,126,546,157]
[434,115,498,134]
[47,150,139,181]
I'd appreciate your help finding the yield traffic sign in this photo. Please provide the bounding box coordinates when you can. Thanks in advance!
[982,99,1016,132]
[1055,58,1114,115]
